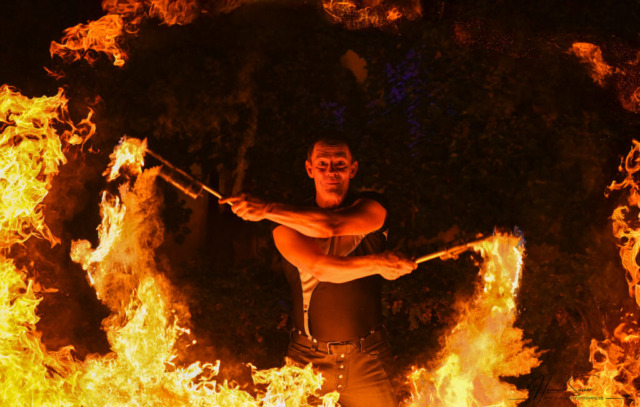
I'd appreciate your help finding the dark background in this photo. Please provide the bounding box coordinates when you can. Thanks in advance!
[2,0,640,404]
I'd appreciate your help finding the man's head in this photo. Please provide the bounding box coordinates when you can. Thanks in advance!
[305,136,358,207]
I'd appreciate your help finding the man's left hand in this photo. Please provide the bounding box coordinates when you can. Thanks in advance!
[219,193,272,222]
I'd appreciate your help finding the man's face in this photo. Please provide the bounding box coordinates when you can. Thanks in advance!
[305,142,358,201]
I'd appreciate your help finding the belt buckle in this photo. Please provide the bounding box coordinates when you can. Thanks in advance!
[326,341,346,355]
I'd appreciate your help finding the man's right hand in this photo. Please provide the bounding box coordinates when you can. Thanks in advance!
[375,251,418,280]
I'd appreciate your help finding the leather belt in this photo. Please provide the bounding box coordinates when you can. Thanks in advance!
[290,325,388,355]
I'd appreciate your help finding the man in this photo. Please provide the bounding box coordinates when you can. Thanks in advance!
[220,137,417,406]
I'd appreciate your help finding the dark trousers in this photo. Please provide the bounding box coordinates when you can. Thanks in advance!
[286,327,399,407]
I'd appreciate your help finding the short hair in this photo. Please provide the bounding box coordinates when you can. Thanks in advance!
[306,136,356,162]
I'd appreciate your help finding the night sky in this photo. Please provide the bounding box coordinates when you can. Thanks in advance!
[3,0,640,404]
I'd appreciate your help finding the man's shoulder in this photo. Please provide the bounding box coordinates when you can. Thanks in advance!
[347,190,390,235]
[348,190,389,211]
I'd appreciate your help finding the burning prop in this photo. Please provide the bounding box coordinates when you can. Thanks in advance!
[407,233,543,406]
[568,140,640,406]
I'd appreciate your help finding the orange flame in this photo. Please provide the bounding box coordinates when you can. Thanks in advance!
[322,0,420,30]
[149,0,200,25]
[569,42,640,114]
[570,43,615,86]
[569,140,640,405]
[50,14,128,67]
[51,0,200,67]
[570,322,639,407]
[407,234,542,406]
[606,140,640,305]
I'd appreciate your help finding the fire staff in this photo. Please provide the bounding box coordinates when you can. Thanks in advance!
[221,137,417,407]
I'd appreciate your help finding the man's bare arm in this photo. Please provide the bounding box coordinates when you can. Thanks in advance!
[221,194,386,238]
[273,225,416,284]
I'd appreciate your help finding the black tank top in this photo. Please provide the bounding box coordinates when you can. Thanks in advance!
[280,191,389,341]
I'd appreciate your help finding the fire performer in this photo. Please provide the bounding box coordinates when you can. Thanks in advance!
[221,137,417,406]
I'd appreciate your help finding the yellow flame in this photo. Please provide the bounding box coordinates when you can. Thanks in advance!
[407,234,542,406]
[0,256,82,406]
[104,137,147,181]
[0,85,93,247]
[0,86,93,406]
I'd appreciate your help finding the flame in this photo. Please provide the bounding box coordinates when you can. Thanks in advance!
[570,43,615,86]
[0,85,94,247]
[322,0,420,30]
[51,0,200,67]
[0,86,337,406]
[0,128,339,406]
[0,85,550,405]
[104,137,147,181]
[50,14,128,67]
[568,140,640,406]
[148,0,200,25]
[0,86,93,406]
[569,42,640,114]
[407,234,542,406]
[68,136,342,406]
[606,140,640,305]
[569,322,639,407]
[0,256,83,406]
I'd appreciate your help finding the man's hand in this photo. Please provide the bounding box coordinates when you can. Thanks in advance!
[219,193,272,222]
[374,251,418,280]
